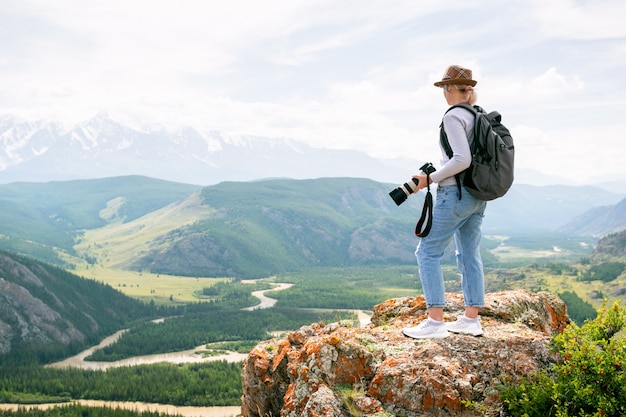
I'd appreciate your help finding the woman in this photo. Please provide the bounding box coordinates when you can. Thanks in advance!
[402,65,486,339]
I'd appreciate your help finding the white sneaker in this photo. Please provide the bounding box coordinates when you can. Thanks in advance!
[402,318,450,339]
[446,316,484,336]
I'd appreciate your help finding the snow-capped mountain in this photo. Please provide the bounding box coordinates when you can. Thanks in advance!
[2,113,622,190]
[0,113,421,186]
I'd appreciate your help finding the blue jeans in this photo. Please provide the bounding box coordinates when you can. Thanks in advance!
[415,185,487,308]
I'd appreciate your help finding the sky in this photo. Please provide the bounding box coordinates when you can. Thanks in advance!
[1,0,625,184]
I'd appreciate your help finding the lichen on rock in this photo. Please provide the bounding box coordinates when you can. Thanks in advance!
[241,289,570,417]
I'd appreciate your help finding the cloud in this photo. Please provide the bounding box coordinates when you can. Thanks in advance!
[530,0,626,39]
[0,0,625,182]
[525,67,585,101]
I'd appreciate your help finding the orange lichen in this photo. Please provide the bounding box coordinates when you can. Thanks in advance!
[271,340,291,372]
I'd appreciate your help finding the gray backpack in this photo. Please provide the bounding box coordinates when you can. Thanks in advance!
[440,103,515,201]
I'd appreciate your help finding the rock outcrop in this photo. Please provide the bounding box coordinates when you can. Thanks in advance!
[241,290,570,417]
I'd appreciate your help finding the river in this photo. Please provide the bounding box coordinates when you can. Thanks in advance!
[242,282,293,310]
[47,330,248,370]
[47,283,293,371]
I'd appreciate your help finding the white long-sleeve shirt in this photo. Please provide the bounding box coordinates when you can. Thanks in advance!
[429,106,475,186]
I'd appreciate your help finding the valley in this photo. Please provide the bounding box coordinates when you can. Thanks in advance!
[1,282,296,417]
[71,265,224,304]
[0,277,374,417]
[1,176,625,417]
[47,282,294,371]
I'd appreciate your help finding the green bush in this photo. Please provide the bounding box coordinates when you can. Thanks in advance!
[500,301,626,417]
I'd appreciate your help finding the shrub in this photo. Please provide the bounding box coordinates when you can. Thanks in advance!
[500,301,626,417]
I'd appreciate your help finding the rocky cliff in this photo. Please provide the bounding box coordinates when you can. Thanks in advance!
[241,290,570,417]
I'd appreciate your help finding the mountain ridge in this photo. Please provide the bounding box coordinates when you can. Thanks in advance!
[0,113,417,186]
[0,175,623,279]
[558,197,626,237]
[2,112,623,190]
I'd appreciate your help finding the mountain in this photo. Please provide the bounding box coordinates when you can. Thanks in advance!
[0,176,201,266]
[592,228,626,258]
[2,113,619,190]
[0,250,151,361]
[78,178,426,278]
[0,113,424,186]
[486,184,626,233]
[0,176,623,278]
[72,178,623,278]
[557,197,626,237]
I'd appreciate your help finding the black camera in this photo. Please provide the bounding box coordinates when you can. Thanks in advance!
[388,162,436,206]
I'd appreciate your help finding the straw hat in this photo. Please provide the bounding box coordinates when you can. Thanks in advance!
[434,65,477,87]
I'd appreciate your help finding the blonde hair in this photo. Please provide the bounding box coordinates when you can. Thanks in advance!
[444,84,478,105]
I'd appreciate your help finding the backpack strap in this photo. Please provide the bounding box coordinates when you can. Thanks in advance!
[439,103,478,200]
[439,124,462,199]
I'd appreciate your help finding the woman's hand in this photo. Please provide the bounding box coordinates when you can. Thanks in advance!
[411,174,432,192]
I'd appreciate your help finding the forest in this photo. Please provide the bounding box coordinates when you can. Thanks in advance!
[86,305,353,361]
[0,362,241,407]
[0,404,181,417]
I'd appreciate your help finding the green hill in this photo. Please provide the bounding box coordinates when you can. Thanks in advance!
[0,176,201,265]
[593,229,626,259]
[0,175,619,280]
[101,178,426,278]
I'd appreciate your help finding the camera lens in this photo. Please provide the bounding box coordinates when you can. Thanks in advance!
[389,187,408,205]
[389,178,419,206]
[389,164,436,207]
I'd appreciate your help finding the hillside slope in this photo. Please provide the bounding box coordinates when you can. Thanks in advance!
[485,184,625,233]
[1,176,624,279]
[593,229,626,258]
[98,178,622,278]
[86,178,426,278]
[558,197,626,237]
[74,190,217,270]
[0,251,151,361]
[0,176,201,264]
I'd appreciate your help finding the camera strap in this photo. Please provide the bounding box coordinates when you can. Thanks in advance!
[414,174,433,237]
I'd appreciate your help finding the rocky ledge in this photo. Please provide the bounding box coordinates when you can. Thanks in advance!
[241,289,570,417]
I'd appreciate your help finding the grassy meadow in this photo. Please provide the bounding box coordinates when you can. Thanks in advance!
[72,264,227,305]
